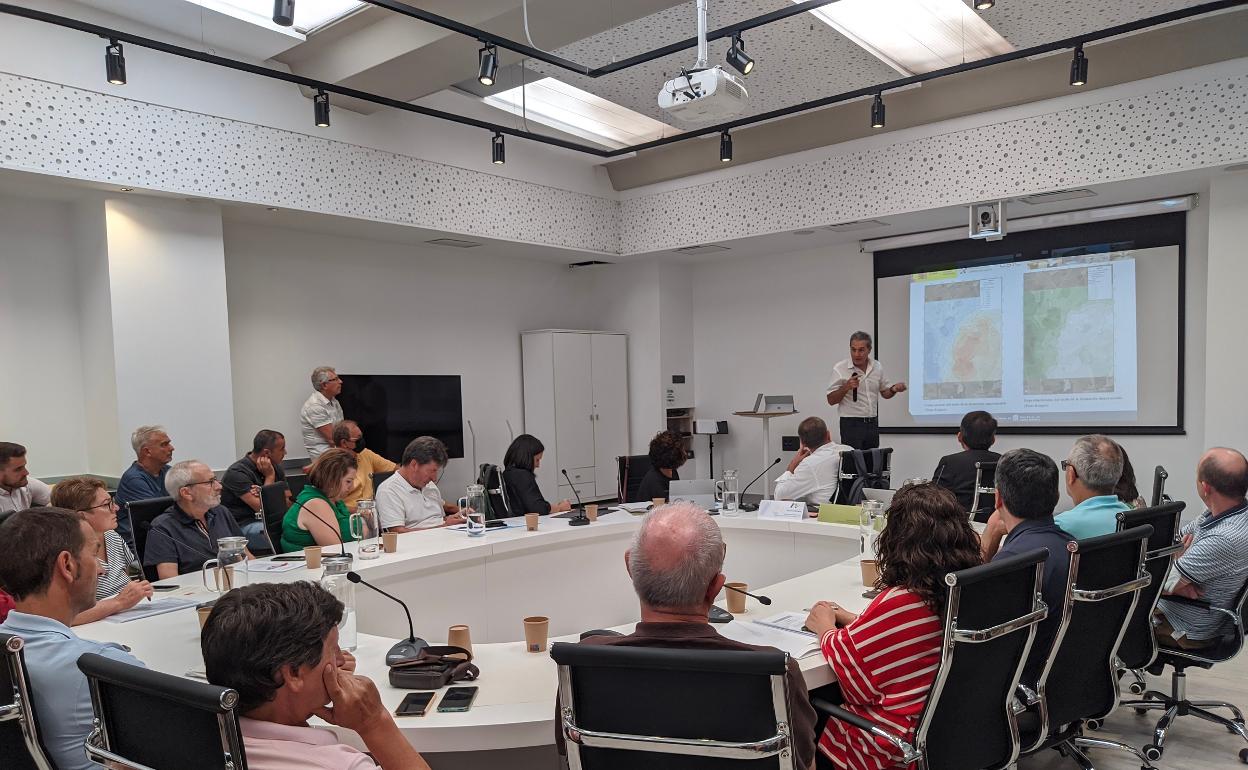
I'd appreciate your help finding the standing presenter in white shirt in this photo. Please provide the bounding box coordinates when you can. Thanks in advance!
[825,332,906,450]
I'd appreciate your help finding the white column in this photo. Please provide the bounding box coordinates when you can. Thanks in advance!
[1203,172,1248,450]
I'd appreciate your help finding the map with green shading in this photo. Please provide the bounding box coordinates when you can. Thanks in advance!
[1024,265,1115,394]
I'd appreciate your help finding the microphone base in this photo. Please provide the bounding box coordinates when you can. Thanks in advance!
[738,503,759,512]
[567,515,591,526]
[385,637,429,667]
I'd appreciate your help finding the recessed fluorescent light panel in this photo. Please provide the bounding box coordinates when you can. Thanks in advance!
[186,0,364,34]
[798,0,1014,75]
[483,77,678,150]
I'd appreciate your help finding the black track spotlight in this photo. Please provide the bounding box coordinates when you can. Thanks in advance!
[105,39,126,85]
[974,0,995,10]
[870,93,885,129]
[492,132,506,165]
[314,90,330,128]
[726,33,754,76]
[273,0,295,27]
[1069,43,1088,87]
[719,130,733,163]
[478,44,498,87]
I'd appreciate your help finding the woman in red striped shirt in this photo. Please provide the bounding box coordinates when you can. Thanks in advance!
[805,483,982,770]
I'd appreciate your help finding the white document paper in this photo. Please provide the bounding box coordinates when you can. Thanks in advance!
[618,502,653,514]
[757,499,807,521]
[247,559,305,573]
[717,612,822,659]
[105,596,200,623]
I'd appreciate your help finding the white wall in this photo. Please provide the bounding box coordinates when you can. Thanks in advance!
[1204,171,1248,450]
[0,195,90,475]
[222,221,603,497]
[690,203,1216,512]
[73,198,123,474]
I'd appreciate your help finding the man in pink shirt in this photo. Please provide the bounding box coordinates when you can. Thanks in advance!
[201,582,430,770]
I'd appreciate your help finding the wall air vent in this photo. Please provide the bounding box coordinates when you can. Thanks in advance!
[824,219,888,232]
[568,260,615,268]
[425,238,482,248]
[673,244,731,255]
[1020,189,1096,205]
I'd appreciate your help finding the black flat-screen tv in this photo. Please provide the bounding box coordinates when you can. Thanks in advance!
[337,375,464,460]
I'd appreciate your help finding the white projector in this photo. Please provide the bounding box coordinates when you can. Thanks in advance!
[658,66,748,123]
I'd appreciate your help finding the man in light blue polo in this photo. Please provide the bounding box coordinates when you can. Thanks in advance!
[1054,434,1130,540]
[0,507,146,770]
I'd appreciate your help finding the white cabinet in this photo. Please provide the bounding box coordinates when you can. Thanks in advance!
[522,330,628,502]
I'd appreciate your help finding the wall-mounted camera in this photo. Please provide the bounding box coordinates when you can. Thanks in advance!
[969,201,1007,241]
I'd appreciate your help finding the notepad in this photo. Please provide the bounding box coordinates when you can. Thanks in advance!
[818,504,862,525]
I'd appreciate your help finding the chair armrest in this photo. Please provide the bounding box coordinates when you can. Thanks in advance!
[1161,594,1211,611]
[812,699,921,765]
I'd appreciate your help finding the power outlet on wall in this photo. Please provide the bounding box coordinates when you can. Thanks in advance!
[782,435,799,451]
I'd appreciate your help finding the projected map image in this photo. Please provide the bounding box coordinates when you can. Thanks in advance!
[922,278,1003,400]
[1024,264,1116,395]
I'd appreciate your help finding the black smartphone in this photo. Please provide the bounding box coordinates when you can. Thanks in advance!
[394,691,436,717]
[152,585,181,592]
[485,520,507,529]
[436,686,479,713]
[271,555,305,562]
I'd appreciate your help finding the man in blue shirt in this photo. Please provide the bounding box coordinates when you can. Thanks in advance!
[114,425,175,542]
[981,448,1075,684]
[0,507,145,770]
[1054,434,1130,540]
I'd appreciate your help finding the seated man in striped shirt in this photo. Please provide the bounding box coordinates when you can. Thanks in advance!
[556,502,818,770]
[1154,447,1248,650]
[804,484,982,770]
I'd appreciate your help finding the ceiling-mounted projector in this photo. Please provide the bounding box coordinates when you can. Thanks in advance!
[659,66,748,123]
[658,0,748,123]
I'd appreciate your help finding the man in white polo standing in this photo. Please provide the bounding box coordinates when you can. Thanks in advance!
[300,366,344,461]
[825,331,906,450]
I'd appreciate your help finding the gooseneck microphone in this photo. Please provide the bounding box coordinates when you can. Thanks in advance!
[737,458,782,512]
[346,571,428,665]
[295,498,351,560]
[561,469,591,527]
[723,583,772,606]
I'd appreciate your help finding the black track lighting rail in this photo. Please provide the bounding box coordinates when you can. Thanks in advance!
[0,0,1244,161]
[358,0,840,78]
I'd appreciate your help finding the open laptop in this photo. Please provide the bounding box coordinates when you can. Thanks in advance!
[669,479,718,510]
[862,487,896,506]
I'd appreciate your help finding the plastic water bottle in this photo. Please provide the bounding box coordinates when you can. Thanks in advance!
[320,555,357,651]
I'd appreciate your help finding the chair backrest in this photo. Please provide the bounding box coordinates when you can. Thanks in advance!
[0,633,55,770]
[970,461,998,522]
[125,496,175,566]
[285,473,307,498]
[837,448,893,505]
[1151,465,1170,507]
[1032,527,1152,744]
[477,464,513,520]
[1115,501,1186,669]
[77,652,247,770]
[551,643,796,770]
[259,481,290,553]
[617,455,652,503]
[371,470,394,491]
[915,548,1049,770]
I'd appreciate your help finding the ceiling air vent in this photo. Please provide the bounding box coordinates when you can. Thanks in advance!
[1020,189,1096,205]
[425,238,481,248]
[824,219,888,232]
[673,244,731,255]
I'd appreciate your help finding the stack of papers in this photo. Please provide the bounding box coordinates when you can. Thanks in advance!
[248,559,305,573]
[105,596,200,623]
[717,611,823,659]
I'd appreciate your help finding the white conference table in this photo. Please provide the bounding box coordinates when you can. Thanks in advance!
[78,509,881,759]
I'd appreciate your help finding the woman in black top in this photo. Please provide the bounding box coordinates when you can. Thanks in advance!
[636,430,688,503]
[502,434,571,516]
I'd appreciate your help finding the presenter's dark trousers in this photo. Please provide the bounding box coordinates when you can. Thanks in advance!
[840,417,879,450]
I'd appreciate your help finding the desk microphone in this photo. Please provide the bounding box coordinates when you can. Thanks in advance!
[295,498,351,560]
[737,458,781,512]
[346,571,428,665]
[723,583,772,606]
[561,469,591,527]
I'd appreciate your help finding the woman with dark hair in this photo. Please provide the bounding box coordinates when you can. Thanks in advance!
[502,434,571,516]
[636,430,688,503]
[1113,441,1146,509]
[804,483,982,770]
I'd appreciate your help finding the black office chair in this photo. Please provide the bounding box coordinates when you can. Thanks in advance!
[77,652,247,770]
[1120,578,1248,764]
[371,470,394,492]
[0,633,55,770]
[815,548,1049,770]
[970,460,998,523]
[1019,527,1155,769]
[552,644,799,769]
[616,455,652,504]
[124,496,174,581]
[1113,502,1186,697]
[477,463,514,520]
[836,447,892,505]
[285,473,307,498]
[1150,465,1171,507]
[259,481,290,554]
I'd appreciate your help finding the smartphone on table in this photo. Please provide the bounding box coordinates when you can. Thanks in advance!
[436,686,479,713]
[394,691,436,717]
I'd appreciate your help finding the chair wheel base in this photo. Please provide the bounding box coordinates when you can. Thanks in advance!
[1129,682,1146,694]
[1086,718,1103,731]
[1144,745,1163,761]
[1240,747,1248,764]
[1134,708,1149,715]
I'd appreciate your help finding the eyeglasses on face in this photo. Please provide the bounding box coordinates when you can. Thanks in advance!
[182,477,221,490]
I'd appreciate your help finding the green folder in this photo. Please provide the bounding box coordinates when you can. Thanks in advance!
[818,504,861,525]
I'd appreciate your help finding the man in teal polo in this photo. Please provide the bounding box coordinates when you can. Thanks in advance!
[1054,434,1130,540]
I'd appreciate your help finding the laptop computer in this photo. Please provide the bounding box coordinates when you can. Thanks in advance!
[669,479,718,510]
[862,487,896,506]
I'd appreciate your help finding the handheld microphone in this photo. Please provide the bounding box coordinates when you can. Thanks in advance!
[850,369,859,402]
[737,458,782,512]
[723,583,772,606]
[561,469,590,527]
[346,571,428,665]
[295,498,351,560]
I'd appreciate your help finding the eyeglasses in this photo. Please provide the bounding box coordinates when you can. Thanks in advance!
[81,499,118,513]
[182,477,221,489]
[1061,460,1078,477]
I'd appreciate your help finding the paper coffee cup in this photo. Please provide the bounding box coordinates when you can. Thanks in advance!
[304,546,323,569]
[861,559,880,588]
[585,504,599,521]
[525,512,540,531]
[651,497,665,507]
[382,532,399,553]
[726,582,748,614]
[523,616,549,653]
[196,602,215,629]
[448,624,472,656]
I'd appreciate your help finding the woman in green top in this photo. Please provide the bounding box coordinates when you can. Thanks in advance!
[281,448,359,553]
